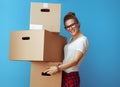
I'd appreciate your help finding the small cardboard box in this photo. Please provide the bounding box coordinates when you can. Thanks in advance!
[30,2,61,32]
[30,62,62,87]
[9,30,66,61]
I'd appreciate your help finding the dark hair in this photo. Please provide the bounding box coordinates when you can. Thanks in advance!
[64,12,80,25]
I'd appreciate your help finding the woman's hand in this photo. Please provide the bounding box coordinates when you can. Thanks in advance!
[44,66,59,75]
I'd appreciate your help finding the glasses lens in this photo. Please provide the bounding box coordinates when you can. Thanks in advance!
[65,23,77,29]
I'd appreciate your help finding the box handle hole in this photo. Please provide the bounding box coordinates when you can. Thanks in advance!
[22,37,30,40]
[41,72,51,76]
[40,9,50,12]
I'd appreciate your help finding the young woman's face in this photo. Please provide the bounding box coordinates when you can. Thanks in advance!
[65,19,80,36]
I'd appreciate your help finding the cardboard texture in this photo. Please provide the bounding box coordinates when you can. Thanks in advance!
[30,2,61,32]
[9,30,66,61]
[30,62,62,87]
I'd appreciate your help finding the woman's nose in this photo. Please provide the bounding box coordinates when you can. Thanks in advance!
[68,27,73,31]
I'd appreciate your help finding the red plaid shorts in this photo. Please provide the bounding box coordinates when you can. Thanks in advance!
[62,71,80,87]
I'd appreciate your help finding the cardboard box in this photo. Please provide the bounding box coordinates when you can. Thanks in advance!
[30,2,61,32]
[9,30,66,61]
[30,62,62,87]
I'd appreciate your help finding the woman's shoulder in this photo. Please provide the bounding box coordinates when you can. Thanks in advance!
[78,35,88,41]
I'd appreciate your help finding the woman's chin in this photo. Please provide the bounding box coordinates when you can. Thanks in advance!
[71,32,76,36]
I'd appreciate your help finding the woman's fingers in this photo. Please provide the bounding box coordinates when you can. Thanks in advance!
[43,66,58,75]
[43,69,49,73]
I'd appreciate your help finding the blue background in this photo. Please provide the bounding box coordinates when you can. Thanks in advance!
[0,0,120,87]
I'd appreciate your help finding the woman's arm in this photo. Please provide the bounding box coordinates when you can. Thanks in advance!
[44,50,84,75]
[59,50,83,71]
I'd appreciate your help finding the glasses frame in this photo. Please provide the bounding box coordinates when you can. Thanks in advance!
[64,22,78,29]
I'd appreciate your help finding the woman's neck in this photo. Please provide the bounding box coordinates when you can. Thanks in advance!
[73,31,82,39]
[70,31,82,43]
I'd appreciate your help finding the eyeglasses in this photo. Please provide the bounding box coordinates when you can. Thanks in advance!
[64,22,78,29]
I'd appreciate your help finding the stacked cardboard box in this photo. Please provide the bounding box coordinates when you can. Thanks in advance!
[30,62,62,87]
[9,2,66,87]
[30,2,61,32]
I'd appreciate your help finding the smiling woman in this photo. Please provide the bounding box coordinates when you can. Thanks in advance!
[44,12,89,87]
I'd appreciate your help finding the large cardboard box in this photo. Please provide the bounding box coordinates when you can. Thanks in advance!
[30,2,61,32]
[30,62,62,87]
[9,30,66,61]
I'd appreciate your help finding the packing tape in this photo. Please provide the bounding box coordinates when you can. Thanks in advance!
[43,3,48,8]
[30,24,43,30]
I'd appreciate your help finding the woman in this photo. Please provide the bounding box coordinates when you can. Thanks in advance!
[44,12,89,87]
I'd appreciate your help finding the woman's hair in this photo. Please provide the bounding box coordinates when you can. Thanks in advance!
[64,12,80,25]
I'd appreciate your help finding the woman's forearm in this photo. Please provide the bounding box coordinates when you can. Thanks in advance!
[58,59,79,71]
[59,51,83,72]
